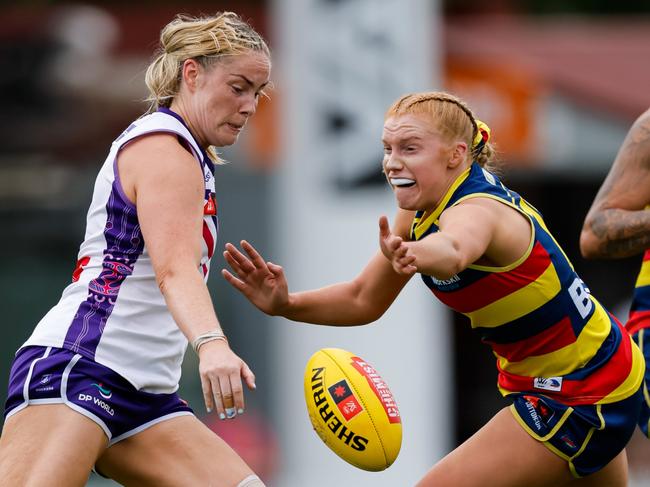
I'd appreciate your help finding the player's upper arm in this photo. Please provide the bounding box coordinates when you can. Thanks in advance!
[580,109,650,257]
[118,133,205,282]
[586,109,650,215]
[437,199,499,269]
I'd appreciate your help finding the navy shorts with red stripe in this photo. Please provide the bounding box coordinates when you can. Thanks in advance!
[509,387,643,478]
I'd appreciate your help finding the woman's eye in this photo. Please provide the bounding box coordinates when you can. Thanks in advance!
[231,86,244,94]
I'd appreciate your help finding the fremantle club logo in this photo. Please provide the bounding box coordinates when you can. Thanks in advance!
[91,382,113,399]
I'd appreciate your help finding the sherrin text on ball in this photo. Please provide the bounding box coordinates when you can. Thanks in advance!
[303,348,402,471]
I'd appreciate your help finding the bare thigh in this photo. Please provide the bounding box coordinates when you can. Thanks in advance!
[0,404,108,487]
[570,450,628,487]
[96,415,258,487]
[416,407,574,487]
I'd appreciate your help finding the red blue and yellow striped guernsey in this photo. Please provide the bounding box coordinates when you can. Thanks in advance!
[411,162,644,406]
[627,249,650,335]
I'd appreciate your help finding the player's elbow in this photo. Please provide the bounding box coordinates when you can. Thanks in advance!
[579,228,602,259]
[155,266,176,295]
[358,304,388,324]
[349,283,390,325]
[155,259,199,295]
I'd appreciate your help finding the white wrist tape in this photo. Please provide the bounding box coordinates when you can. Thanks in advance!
[191,330,228,354]
[237,475,265,487]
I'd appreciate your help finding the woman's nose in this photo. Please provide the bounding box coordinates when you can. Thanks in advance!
[240,94,257,116]
[384,153,403,171]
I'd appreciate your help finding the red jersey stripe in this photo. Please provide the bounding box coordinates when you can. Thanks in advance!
[488,316,576,362]
[433,242,552,313]
[627,309,650,334]
[498,320,637,405]
[202,221,215,259]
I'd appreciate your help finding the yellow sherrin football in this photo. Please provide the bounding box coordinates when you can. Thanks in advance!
[303,348,402,471]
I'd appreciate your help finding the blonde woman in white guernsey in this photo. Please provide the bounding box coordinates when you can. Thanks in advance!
[0,13,270,487]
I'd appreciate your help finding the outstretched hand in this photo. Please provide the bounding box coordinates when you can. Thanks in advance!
[379,215,417,276]
[222,240,289,316]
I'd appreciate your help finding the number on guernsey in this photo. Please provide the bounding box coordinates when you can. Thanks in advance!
[568,277,593,319]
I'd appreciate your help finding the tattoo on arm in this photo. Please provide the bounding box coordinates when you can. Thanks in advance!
[589,209,650,258]
[584,110,650,258]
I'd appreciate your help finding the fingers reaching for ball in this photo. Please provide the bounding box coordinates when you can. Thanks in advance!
[222,241,291,316]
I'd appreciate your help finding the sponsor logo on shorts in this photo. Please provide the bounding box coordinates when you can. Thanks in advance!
[560,434,577,450]
[91,383,113,399]
[78,393,115,417]
[34,374,55,393]
[533,376,562,392]
[523,395,555,432]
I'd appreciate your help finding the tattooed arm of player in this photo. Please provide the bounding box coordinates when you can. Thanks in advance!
[581,109,650,259]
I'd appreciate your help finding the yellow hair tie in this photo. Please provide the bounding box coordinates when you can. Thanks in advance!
[472,119,491,155]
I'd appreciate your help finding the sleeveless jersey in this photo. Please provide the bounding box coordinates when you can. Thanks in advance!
[411,162,644,406]
[627,249,650,335]
[22,108,219,393]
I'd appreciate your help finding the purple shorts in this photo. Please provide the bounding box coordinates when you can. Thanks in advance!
[4,346,193,445]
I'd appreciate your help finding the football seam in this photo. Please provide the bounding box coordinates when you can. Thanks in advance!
[322,349,390,469]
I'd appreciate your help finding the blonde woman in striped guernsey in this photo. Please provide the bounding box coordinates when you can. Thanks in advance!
[0,12,270,487]
[224,92,645,486]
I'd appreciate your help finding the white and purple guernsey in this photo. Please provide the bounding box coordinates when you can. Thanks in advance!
[22,108,218,393]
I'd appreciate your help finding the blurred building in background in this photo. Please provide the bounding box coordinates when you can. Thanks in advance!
[1,1,649,486]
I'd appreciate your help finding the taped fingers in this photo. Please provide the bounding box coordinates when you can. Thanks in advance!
[218,376,237,419]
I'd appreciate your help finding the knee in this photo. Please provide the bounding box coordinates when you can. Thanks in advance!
[237,474,266,487]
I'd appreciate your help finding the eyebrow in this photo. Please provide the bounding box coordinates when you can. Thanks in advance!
[382,135,423,144]
[230,74,268,91]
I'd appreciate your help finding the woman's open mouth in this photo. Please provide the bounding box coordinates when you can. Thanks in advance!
[390,178,416,188]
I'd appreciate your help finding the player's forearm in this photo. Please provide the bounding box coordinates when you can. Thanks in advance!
[408,235,465,279]
[157,266,226,341]
[581,208,650,259]
[281,283,384,326]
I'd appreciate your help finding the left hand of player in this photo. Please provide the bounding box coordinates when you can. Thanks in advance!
[379,216,418,276]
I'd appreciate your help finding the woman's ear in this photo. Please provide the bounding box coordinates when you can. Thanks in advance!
[448,141,468,168]
[180,58,201,91]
